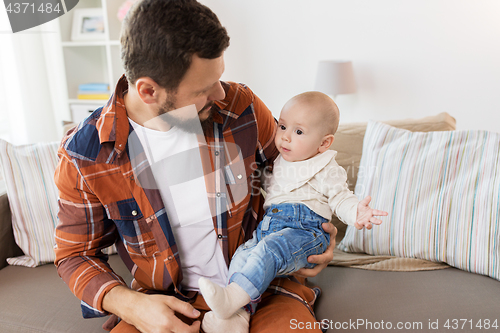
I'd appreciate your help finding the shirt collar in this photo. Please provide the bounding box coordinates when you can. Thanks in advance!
[96,75,130,155]
[275,150,337,184]
[96,76,236,153]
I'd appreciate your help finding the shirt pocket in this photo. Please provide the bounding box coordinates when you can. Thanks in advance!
[105,199,157,257]
[221,143,252,215]
[224,160,249,205]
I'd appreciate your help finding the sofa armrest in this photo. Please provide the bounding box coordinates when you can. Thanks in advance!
[0,194,23,270]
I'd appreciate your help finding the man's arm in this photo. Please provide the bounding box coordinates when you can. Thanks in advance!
[54,148,126,315]
[250,90,280,166]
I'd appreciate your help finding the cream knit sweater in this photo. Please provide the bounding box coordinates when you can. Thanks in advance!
[263,150,358,225]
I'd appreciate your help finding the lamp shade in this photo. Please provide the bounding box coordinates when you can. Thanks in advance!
[314,60,356,96]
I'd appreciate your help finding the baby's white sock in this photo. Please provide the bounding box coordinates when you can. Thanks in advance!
[198,277,251,319]
[202,308,250,333]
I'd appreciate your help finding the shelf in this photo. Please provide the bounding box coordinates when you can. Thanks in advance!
[57,0,124,123]
[70,102,106,123]
[58,0,103,43]
[69,99,109,104]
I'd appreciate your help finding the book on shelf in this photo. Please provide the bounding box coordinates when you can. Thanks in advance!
[78,83,110,92]
[77,82,110,100]
[77,92,111,100]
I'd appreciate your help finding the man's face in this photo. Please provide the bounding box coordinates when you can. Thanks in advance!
[158,54,226,132]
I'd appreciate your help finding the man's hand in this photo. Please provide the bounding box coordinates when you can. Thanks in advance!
[354,196,388,230]
[103,285,201,333]
[294,223,337,278]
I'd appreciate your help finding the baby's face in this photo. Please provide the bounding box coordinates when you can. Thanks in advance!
[275,102,327,162]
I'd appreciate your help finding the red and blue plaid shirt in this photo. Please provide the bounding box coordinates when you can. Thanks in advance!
[54,76,279,318]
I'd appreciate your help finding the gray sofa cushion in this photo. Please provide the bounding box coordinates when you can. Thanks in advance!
[0,255,132,333]
[0,194,23,270]
[310,266,500,332]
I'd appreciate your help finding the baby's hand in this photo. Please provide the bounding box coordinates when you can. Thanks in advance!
[355,196,388,230]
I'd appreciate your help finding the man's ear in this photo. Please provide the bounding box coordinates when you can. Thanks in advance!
[318,134,335,153]
[135,77,164,105]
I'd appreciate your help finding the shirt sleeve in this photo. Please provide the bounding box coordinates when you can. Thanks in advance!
[250,89,279,196]
[322,160,359,225]
[251,90,279,168]
[54,145,126,318]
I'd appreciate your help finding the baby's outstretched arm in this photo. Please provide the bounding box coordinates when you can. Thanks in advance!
[354,196,388,230]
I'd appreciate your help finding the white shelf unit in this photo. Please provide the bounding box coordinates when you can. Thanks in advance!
[57,0,125,123]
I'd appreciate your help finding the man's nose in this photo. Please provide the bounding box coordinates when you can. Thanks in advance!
[208,81,226,101]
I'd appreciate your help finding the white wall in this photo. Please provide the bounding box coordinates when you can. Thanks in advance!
[0,9,59,145]
[200,0,500,132]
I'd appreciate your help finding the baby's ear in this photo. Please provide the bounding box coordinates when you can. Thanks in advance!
[318,134,335,153]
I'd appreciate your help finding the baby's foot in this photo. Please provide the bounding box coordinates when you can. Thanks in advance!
[198,277,251,319]
[202,308,250,333]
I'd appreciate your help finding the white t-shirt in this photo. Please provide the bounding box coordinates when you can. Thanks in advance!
[129,118,228,290]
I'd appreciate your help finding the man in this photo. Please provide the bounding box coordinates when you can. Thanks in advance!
[54,1,336,332]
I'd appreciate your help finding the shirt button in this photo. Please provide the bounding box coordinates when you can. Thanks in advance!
[217,234,223,239]
[272,208,278,213]
[237,174,243,180]
[215,151,219,156]
[167,255,173,261]
[216,192,221,197]
[131,210,138,216]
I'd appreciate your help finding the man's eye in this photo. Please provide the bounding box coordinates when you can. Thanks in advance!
[296,129,303,135]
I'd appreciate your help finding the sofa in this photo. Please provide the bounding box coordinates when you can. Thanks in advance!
[0,112,499,332]
[0,195,133,332]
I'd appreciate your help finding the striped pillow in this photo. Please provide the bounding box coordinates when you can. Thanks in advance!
[338,121,500,281]
[0,139,60,267]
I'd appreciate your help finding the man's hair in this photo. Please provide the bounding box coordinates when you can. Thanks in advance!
[120,0,230,91]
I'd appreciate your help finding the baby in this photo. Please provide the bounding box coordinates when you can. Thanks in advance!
[199,91,388,332]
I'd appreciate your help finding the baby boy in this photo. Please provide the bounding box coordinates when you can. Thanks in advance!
[199,91,388,332]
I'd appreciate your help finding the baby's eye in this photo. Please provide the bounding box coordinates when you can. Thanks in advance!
[296,129,303,135]
[279,125,286,130]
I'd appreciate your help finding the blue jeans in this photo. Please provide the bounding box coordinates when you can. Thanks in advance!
[228,203,329,301]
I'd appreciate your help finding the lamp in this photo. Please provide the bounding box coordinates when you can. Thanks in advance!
[314,60,356,100]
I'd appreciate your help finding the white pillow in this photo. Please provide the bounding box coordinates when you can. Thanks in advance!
[0,139,117,267]
[338,121,500,281]
[0,139,60,267]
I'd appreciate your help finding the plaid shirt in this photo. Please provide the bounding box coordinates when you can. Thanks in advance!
[54,76,279,318]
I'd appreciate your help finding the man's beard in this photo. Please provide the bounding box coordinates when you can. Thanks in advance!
[157,95,215,133]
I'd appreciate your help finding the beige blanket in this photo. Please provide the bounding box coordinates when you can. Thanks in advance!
[330,248,449,271]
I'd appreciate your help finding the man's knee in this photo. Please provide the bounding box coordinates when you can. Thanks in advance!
[250,293,321,333]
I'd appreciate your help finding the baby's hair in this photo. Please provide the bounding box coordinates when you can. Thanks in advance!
[287,91,340,135]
